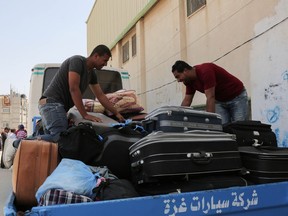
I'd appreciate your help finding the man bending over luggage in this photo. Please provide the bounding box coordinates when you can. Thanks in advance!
[171,60,248,124]
[38,44,125,142]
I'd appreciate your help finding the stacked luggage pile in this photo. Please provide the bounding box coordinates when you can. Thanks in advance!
[223,120,286,184]
[130,106,247,195]
[11,105,285,213]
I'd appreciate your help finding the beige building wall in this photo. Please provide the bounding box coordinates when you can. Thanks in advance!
[86,0,156,55]
[0,90,28,131]
[87,0,287,114]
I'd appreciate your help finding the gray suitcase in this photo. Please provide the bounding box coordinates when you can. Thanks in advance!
[142,106,222,133]
[67,107,118,126]
[129,130,242,184]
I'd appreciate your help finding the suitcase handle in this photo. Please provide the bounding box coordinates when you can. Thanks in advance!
[244,139,264,147]
[249,139,275,147]
[187,151,213,164]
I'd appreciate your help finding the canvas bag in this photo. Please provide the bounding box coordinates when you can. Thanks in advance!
[93,179,139,201]
[58,123,105,165]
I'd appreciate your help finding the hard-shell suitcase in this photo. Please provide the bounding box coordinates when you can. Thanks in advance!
[135,174,248,196]
[239,146,288,184]
[142,106,222,133]
[68,107,118,126]
[129,130,242,184]
[223,120,277,147]
[92,124,146,179]
[12,140,59,209]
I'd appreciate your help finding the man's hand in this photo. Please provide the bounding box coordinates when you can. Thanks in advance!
[83,114,103,123]
[115,113,125,122]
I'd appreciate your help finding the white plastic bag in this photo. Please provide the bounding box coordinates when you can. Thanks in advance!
[2,137,17,169]
[36,159,99,202]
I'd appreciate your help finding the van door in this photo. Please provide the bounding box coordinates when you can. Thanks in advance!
[27,64,60,135]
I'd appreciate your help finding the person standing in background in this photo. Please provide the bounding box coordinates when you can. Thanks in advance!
[1,127,10,149]
[16,124,27,140]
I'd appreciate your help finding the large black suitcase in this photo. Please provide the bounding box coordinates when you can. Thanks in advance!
[142,106,222,133]
[129,130,242,184]
[92,124,146,179]
[135,174,248,196]
[239,146,288,184]
[223,120,277,147]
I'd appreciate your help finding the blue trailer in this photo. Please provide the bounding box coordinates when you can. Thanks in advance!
[4,181,288,216]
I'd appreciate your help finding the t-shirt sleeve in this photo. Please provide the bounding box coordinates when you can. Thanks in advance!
[68,56,84,76]
[185,85,196,95]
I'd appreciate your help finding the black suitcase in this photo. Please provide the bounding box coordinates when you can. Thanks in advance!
[129,130,243,184]
[223,120,277,147]
[142,106,222,133]
[239,146,288,184]
[92,124,146,179]
[135,174,248,196]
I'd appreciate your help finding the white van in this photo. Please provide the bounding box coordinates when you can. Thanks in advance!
[27,63,130,135]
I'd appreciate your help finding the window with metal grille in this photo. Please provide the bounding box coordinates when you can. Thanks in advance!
[187,0,206,16]
[2,122,9,128]
[132,34,137,57]
[122,41,129,63]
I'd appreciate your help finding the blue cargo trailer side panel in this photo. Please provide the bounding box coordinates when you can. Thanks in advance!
[5,182,288,216]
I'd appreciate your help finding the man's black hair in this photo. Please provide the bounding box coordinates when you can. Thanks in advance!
[90,44,112,57]
[172,60,192,73]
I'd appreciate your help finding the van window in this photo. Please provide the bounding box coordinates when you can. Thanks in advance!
[42,67,59,94]
[82,69,123,99]
[95,69,123,93]
[42,68,123,99]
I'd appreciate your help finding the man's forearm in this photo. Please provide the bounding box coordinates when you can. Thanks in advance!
[206,98,215,113]
[98,95,119,115]
[71,89,88,118]
[181,94,193,107]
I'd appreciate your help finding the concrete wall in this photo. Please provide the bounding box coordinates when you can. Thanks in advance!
[87,0,288,144]
[250,0,288,147]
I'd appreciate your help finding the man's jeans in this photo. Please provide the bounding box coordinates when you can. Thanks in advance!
[215,89,249,125]
[38,102,68,142]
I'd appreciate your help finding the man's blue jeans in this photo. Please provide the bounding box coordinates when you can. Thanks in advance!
[215,89,249,125]
[38,102,68,142]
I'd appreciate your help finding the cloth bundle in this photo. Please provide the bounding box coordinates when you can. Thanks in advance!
[105,89,144,115]
[82,89,144,115]
[35,159,99,202]
[36,159,139,206]
[83,99,105,113]
[38,189,93,206]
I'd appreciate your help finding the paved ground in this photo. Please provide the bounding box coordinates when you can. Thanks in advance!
[0,151,13,216]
